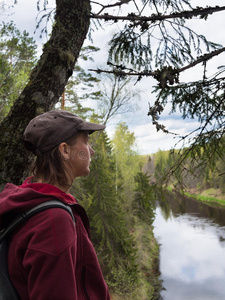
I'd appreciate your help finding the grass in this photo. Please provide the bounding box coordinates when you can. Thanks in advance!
[184,191,225,207]
[167,186,225,207]
[111,219,162,300]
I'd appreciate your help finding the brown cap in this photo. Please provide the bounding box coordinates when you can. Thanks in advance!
[23,110,105,156]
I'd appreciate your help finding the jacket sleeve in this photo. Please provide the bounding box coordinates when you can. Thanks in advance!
[9,208,78,300]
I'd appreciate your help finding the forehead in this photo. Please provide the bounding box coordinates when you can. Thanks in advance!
[65,131,89,145]
[81,131,89,138]
[76,131,89,140]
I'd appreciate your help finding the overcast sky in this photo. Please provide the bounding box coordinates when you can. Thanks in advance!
[2,0,225,154]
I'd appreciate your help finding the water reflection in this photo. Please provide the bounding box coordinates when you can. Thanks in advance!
[153,192,225,300]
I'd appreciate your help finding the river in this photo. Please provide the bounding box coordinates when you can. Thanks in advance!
[153,192,225,300]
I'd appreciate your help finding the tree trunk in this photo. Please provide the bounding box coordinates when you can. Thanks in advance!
[0,0,90,189]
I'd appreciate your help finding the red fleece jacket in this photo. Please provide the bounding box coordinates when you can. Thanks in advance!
[0,178,110,300]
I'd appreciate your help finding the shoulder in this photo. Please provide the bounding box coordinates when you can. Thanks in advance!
[14,207,77,256]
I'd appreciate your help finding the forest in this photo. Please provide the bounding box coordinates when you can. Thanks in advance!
[0,20,161,299]
[1,0,225,299]
[144,145,225,202]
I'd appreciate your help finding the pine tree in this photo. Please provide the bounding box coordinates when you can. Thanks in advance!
[133,171,155,225]
[0,21,37,121]
[82,129,139,294]
[59,46,101,118]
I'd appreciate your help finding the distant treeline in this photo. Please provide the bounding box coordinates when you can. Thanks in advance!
[143,143,225,195]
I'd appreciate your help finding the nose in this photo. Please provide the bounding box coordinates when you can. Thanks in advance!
[89,145,95,156]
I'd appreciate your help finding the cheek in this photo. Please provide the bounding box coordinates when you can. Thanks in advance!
[77,150,89,161]
[70,147,89,162]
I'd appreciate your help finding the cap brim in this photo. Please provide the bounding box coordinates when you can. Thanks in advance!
[80,121,106,133]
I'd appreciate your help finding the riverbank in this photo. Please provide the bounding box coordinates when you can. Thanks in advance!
[111,219,162,300]
[168,186,225,207]
[184,188,225,207]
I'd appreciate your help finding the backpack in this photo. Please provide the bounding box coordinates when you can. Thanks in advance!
[0,200,75,300]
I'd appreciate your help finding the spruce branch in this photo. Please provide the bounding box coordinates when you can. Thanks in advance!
[178,47,225,73]
[89,47,225,87]
[92,0,132,15]
[90,5,225,23]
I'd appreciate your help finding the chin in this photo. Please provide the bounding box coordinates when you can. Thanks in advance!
[85,168,91,176]
[77,169,90,178]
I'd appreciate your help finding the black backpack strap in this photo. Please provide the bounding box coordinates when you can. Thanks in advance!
[0,200,75,241]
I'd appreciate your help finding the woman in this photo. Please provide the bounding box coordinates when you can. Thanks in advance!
[0,110,110,300]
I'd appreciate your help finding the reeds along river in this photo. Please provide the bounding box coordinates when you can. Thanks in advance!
[153,192,225,300]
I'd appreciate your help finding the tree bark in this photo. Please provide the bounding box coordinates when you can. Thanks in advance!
[0,0,91,188]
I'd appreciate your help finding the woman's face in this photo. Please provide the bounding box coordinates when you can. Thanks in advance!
[67,132,95,179]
